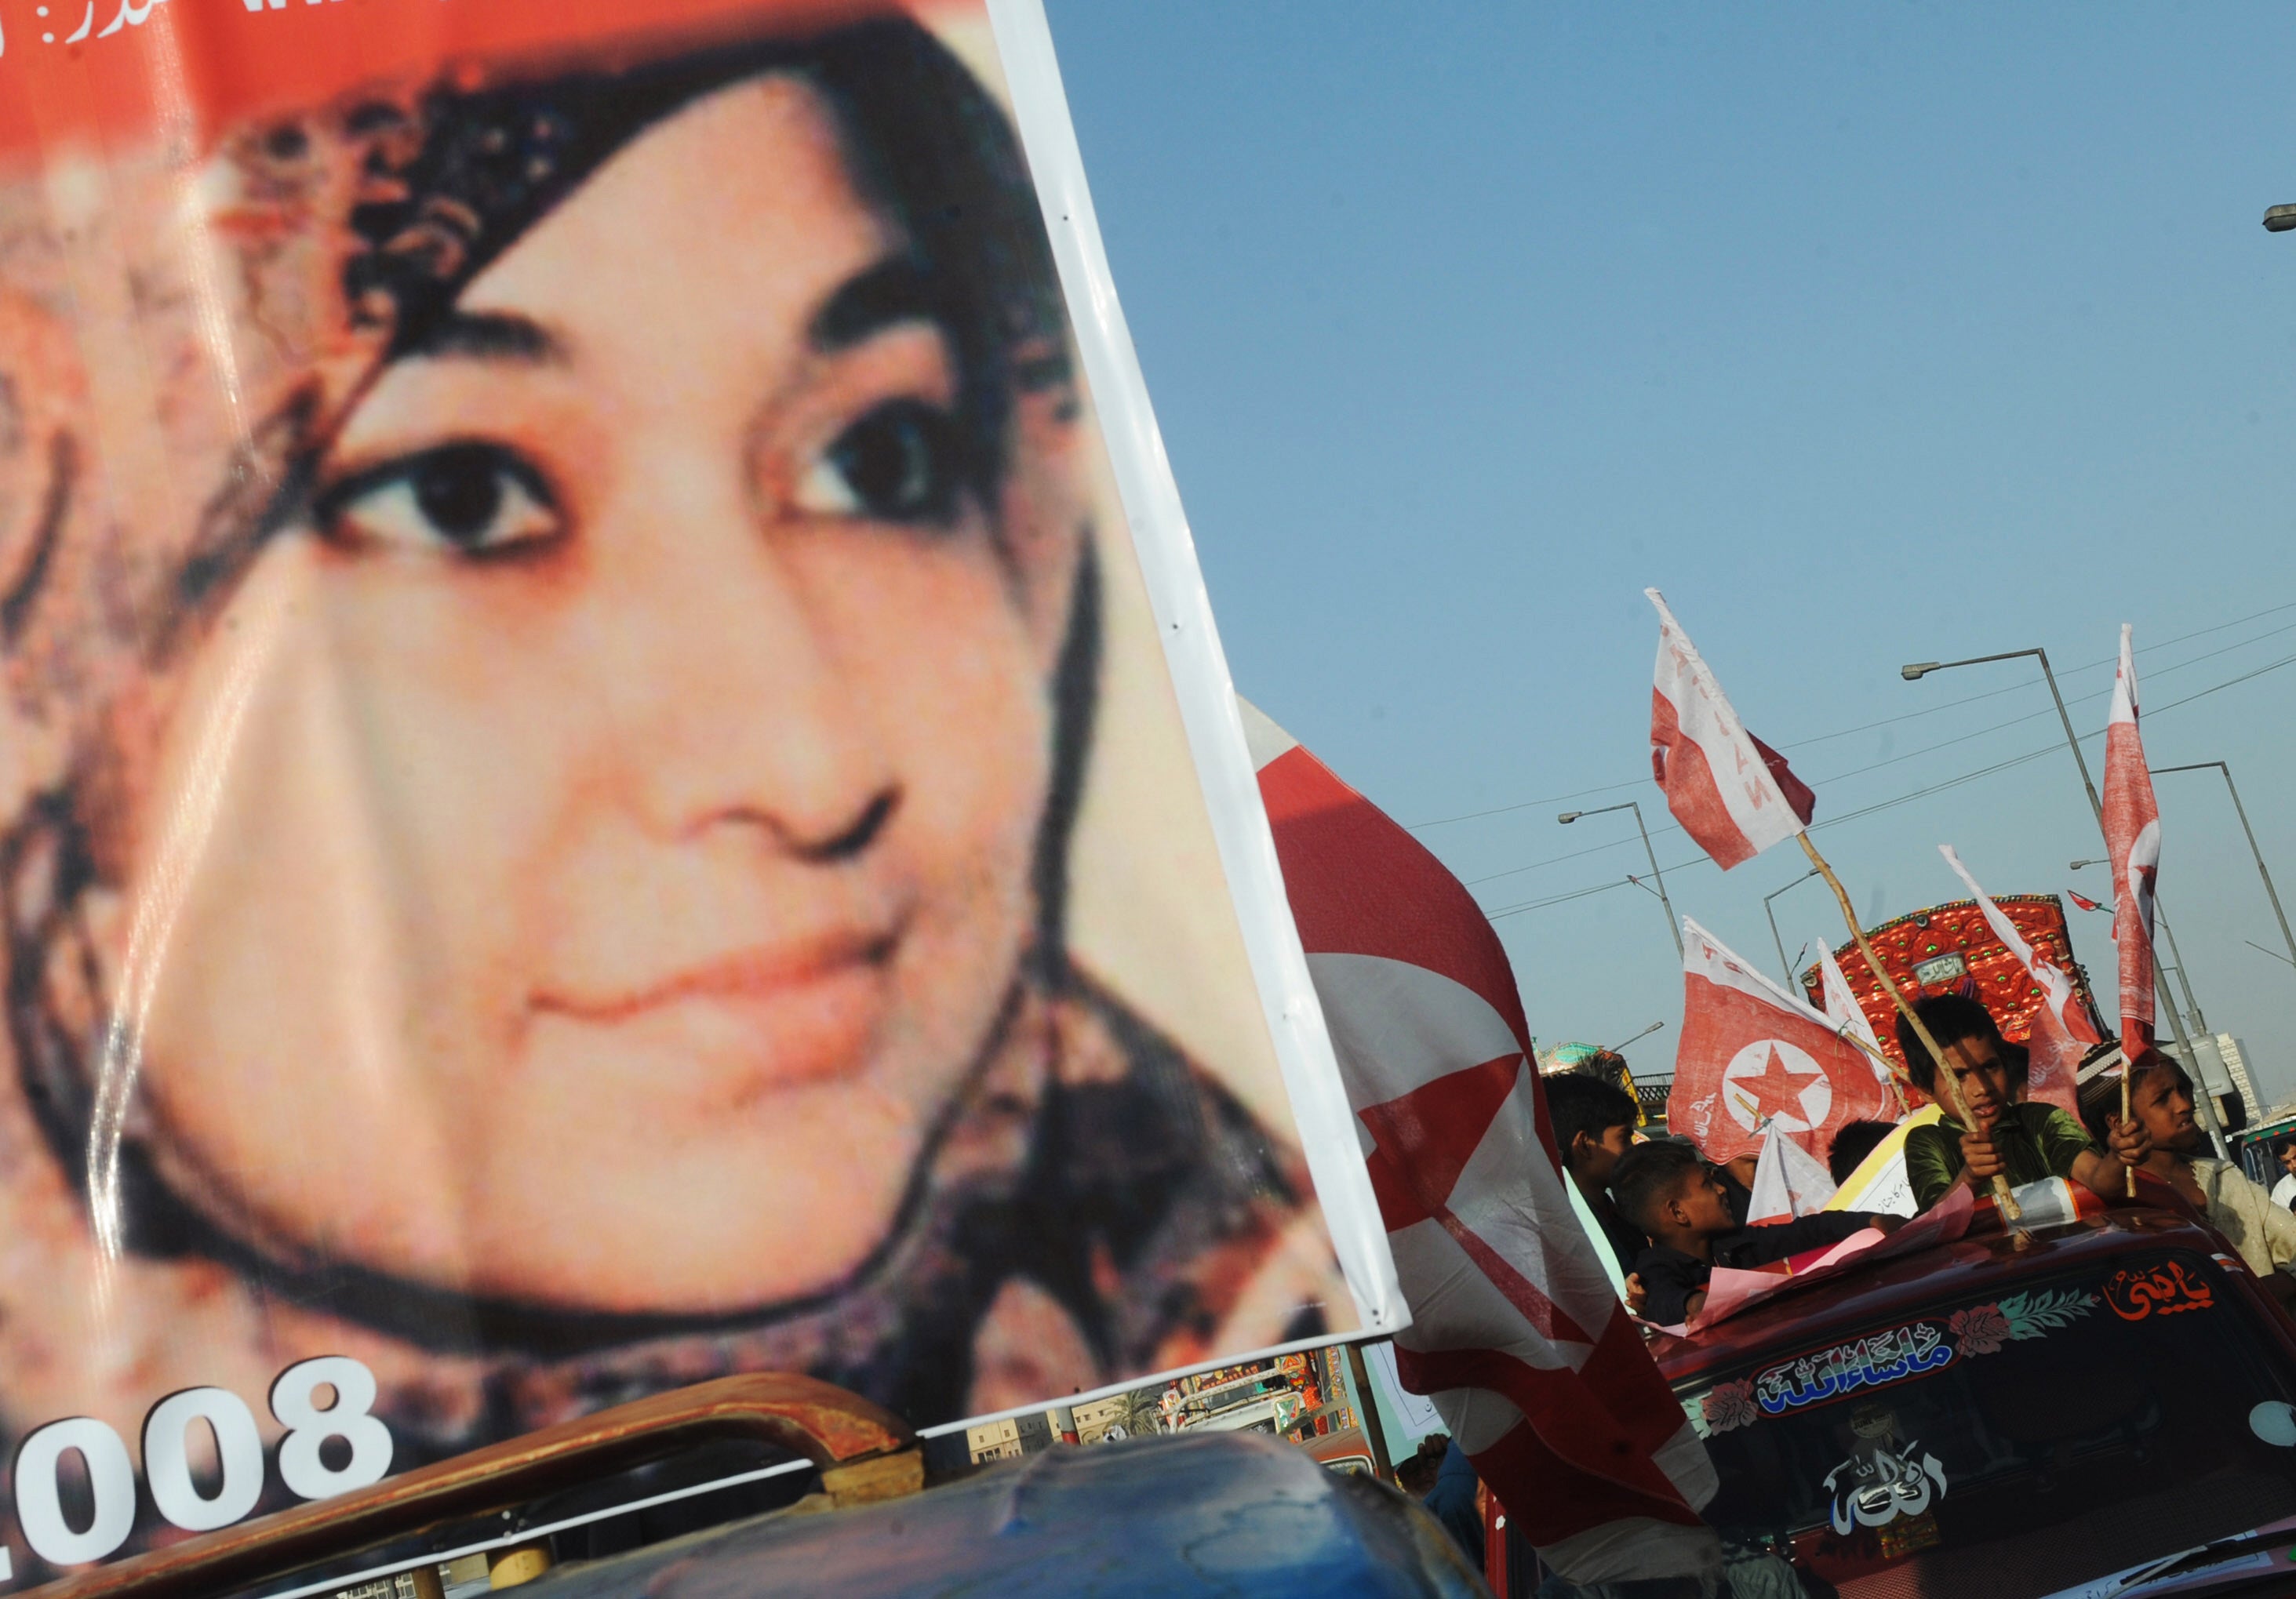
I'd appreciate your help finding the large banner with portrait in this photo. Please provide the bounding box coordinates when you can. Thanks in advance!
[0,0,1398,1579]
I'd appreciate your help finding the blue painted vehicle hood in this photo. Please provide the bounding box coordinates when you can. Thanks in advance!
[527,1431,1489,1597]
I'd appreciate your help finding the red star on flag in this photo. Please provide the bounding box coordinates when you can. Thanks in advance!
[1730,1044,1814,1125]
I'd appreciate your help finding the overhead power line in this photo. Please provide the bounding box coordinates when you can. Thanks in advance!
[1462,632,2296,890]
[1801,616,2296,787]
[1410,597,2296,831]
[1478,647,2296,922]
[1483,744,2061,920]
[1774,598,2296,754]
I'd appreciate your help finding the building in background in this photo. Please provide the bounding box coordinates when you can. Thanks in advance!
[2216,1034,2261,1128]
[964,1411,1054,1463]
[967,1350,1374,1463]
[2160,1031,2256,1132]
[1633,1076,1672,1133]
[1072,1392,1160,1444]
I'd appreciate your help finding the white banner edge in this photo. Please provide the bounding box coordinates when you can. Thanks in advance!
[984,0,1405,1335]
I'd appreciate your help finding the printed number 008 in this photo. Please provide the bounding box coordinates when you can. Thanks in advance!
[11,1357,393,1572]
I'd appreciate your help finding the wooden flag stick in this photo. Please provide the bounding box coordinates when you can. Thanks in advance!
[1882,1064,1911,1118]
[2121,1068,2135,1198]
[1798,834,2023,1224]
[1832,1024,1914,1117]
[1798,986,1915,1114]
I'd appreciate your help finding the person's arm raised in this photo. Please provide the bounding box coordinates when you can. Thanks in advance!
[2071,1114,2151,1200]
[1958,1114,2007,1193]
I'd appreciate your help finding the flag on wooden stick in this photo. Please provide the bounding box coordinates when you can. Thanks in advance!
[2101,626,2161,1049]
[1746,1121,1841,1223]
[1646,589,1814,869]
[1672,918,1898,1165]
[1814,940,1909,1112]
[1816,943,1887,1067]
[1937,845,2095,1115]
[1643,585,2015,1213]
[1241,698,1720,1584]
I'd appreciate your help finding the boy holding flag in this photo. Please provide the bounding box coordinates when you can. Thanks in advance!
[1645,590,2023,1218]
[1894,994,2148,1210]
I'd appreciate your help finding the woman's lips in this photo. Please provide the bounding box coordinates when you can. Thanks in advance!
[531,925,901,1090]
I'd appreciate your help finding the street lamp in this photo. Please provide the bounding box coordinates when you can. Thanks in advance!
[1559,801,1682,960]
[1606,1020,1666,1054]
[2267,204,2296,232]
[1900,648,2101,813]
[2151,761,2296,979]
[1763,867,1823,985]
[1905,646,2226,1154]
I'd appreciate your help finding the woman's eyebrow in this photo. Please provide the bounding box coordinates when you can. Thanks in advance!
[397,310,566,365]
[810,257,947,354]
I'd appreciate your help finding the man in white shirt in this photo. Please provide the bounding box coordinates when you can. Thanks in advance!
[2271,1137,2296,1211]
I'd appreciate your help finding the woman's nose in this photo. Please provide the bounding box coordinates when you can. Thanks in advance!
[593,475,900,856]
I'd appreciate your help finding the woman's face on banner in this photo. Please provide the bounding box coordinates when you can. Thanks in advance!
[118,77,1068,1313]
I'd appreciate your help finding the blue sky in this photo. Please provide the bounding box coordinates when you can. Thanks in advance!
[1044,2,2296,1111]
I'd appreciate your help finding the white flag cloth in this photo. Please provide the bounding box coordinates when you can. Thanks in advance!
[2102,625,2161,1047]
[1746,1121,1840,1223]
[1937,845,2097,1114]
[1646,590,1814,870]
[1815,942,1891,1084]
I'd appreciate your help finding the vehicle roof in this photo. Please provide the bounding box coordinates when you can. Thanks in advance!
[1650,1206,2240,1386]
[528,1431,1483,1598]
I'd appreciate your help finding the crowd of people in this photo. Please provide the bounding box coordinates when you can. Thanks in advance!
[1546,990,2296,1327]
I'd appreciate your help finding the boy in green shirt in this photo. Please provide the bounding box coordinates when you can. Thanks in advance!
[1897,993,2147,1211]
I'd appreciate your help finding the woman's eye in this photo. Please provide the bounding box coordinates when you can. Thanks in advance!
[317,444,562,556]
[794,400,966,525]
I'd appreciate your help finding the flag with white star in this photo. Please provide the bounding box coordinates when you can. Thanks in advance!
[1672,917,1898,1165]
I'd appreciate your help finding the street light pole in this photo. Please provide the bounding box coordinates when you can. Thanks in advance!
[1902,647,2101,814]
[1606,1019,1666,1054]
[1763,867,1823,985]
[2152,761,2296,979]
[1905,647,2227,1154]
[1559,801,1683,960]
[2075,854,2237,1128]
[2153,906,2218,1056]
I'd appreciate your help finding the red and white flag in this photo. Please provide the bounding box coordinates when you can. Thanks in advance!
[2067,889,2109,914]
[1672,918,1897,1165]
[2101,625,2160,1048]
[1242,699,1719,1583]
[1647,589,1815,870]
[1938,845,2094,1114]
